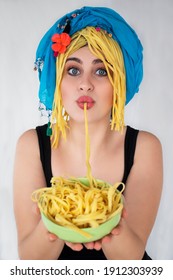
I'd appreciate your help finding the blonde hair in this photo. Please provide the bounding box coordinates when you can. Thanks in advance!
[51,27,126,147]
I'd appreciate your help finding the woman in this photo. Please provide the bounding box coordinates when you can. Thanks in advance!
[13,6,163,260]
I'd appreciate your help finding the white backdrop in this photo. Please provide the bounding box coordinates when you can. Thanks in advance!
[0,0,173,260]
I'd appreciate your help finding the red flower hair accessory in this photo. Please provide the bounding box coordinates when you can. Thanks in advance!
[51,33,71,57]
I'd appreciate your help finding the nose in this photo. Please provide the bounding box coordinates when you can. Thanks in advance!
[78,76,94,93]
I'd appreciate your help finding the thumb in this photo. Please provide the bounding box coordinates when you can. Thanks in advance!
[48,233,58,242]
[32,203,40,216]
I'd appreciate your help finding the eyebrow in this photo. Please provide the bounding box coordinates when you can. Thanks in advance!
[66,57,103,65]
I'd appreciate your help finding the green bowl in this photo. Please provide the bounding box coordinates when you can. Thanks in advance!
[41,177,123,243]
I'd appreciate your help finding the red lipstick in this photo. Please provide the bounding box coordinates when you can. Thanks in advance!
[76,96,95,110]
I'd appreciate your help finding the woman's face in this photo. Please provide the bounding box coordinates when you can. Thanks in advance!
[60,46,113,124]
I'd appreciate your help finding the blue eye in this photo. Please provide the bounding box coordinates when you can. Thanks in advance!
[68,67,80,76]
[96,68,107,76]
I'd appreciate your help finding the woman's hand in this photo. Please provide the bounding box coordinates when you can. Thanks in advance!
[32,200,127,251]
[65,208,127,251]
[84,208,127,250]
[65,221,122,251]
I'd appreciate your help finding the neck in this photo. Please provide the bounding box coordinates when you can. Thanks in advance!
[60,118,112,156]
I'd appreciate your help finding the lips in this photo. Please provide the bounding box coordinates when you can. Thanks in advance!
[76,96,95,110]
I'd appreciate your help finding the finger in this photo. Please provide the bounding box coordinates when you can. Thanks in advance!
[84,242,95,250]
[65,242,83,251]
[48,233,58,242]
[93,241,102,251]
[101,235,111,243]
[84,241,102,250]
[111,223,122,235]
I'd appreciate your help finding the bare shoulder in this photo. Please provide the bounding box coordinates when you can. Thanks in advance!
[16,129,39,153]
[14,129,42,173]
[14,127,42,172]
[14,127,46,191]
[137,129,162,148]
[135,129,163,164]
[134,131,163,181]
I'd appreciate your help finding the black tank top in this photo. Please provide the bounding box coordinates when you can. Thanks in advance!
[36,124,151,260]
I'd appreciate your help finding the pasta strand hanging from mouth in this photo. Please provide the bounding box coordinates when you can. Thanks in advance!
[84,103,95,187]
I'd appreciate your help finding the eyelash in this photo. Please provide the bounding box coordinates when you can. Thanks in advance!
[68,67,80,76]
[67,67,107,77]
[96,68,107,76]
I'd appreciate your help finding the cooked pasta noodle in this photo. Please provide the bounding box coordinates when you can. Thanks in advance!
[84,103,94,188]
[32,103,125,238]
[32,177,124,237]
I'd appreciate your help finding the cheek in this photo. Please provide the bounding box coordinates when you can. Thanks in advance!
[61,80,70,103]
[60,80,76,116]
[102,84,113,106]
[61,75,76,100]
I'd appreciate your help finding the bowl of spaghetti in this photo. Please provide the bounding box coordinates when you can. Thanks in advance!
[32,176,124,243]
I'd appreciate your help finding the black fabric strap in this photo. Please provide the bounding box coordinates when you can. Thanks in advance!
[36,124,52,187]
[122,126,139,184]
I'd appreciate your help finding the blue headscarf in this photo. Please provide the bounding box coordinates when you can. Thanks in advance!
[35,6,143,111]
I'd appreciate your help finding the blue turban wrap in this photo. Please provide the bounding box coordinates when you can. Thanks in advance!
[35,6,143,111]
